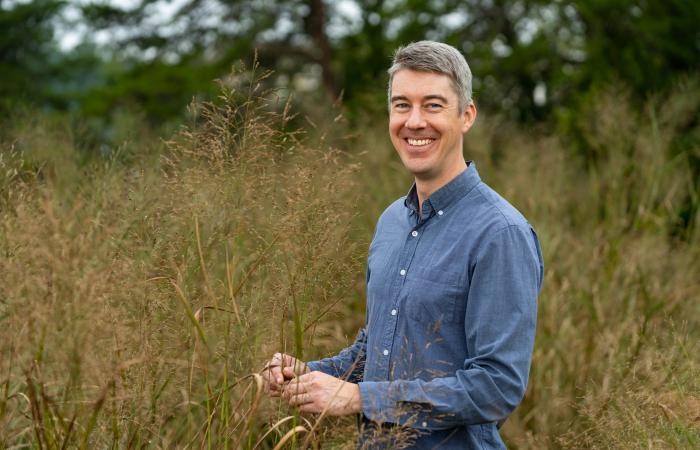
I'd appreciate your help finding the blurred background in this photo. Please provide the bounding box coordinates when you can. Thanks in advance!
[1,1,699,448]
[1,0,698,127]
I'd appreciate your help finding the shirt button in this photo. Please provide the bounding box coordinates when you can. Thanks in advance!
[399,269,406,276]
[383,349,389,356]
[391,309,397,316]
[411,230,418,237]
[437,210,444,216]
[422,421,428,427]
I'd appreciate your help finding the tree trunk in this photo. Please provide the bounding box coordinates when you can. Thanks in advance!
[305,0,339,100]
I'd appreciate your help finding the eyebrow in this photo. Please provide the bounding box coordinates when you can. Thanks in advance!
[390,94,449,104]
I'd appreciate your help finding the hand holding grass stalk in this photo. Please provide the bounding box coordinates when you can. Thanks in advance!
[281,369,362,416]
[262,352,309,396]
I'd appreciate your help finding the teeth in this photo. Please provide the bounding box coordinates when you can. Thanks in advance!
[407,138,434,146]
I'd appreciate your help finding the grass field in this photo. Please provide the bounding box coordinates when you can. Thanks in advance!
[1,72,698,448]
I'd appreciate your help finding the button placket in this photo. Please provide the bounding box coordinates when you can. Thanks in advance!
[382,213,432,380]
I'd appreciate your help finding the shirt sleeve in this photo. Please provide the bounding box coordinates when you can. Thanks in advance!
[306,327,367,383]
[358,224,544,429]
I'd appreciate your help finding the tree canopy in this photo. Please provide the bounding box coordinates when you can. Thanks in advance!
[2,0,699,124]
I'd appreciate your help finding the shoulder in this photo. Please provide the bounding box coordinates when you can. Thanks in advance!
[466,182,542,267]
[374,196,407,231]
[454,180,539,258]
[471,182,530,231]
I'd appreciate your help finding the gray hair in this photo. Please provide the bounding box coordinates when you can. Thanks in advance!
[388,41,473,113]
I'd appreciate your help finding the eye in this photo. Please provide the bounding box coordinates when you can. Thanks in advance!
[425,103,444,111]
[393,102,410,110]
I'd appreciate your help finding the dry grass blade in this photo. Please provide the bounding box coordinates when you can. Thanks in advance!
[79,359,144,450]
[193,305,240,320]
[59,415,77,450]
[252,415,296,449]
[190,306,212,399]
[272,426,309,450]
[303,292,345,333]
[171,279,208,345]
[225,246,242,324]
[230,234,281,299]
[230,373,265,449]
[195,216,216,306]
[170,276,211,397]
[24,370,45,450]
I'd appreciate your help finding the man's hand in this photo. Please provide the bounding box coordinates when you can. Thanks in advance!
[281,369,362,416]
[261,353,308,396]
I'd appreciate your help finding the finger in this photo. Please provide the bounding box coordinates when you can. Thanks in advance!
[282,364,300,380]
[282,366,298,380]
[262,365,284,387]
[267,380,283,393]
[294,371,315,383]
[263,354,283,373]
[260,365,275,381]
[270,366,284,385]
[298,403,320,413]
[264,385,282,397]
[281,379,306,397]
[281,381,302,401]
[265,378,282,397]
[287,392,313,407]
[279,354,308,375]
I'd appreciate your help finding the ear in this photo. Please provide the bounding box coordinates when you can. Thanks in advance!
[461,103,477,133]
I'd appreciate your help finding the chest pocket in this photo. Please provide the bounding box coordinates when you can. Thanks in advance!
[403,267,466,325]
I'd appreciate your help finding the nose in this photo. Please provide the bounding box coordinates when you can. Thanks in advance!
[405,106,426,129]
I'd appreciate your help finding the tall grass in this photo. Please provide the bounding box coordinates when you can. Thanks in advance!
[0,65,363,448]
[0,68,698,449]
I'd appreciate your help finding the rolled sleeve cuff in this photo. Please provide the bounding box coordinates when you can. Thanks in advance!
[305,360,331,376]
[358,381,456,431]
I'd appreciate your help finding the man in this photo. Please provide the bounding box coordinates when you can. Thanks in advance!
[263,40,544,449]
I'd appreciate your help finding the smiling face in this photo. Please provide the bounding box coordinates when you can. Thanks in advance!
[389,69,476,188]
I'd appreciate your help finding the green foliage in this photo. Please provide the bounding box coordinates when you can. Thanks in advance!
[574,0,700,95]
[63,0,699,123]
[3,0,699,138]
[80,56,222,124]
[0,0,64,104]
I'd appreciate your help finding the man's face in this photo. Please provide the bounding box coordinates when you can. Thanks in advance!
[389,69,476,183]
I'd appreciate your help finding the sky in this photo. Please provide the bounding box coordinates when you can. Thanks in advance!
[57,0,189,50]
[56,0,366,51]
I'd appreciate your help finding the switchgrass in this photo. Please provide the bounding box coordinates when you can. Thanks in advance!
[0,69,698,449]
[0,65,364,448]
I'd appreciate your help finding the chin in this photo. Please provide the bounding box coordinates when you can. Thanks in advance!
[402,161,434,177]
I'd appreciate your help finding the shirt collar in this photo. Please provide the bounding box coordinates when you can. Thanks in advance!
[404,161,481,217]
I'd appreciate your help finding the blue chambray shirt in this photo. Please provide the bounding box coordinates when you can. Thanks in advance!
[307,162,544,449]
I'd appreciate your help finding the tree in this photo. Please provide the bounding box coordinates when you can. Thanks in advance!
[0,0,65,105]
[7,0,698,124]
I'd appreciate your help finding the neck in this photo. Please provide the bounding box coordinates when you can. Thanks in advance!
[416,159,468,213]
